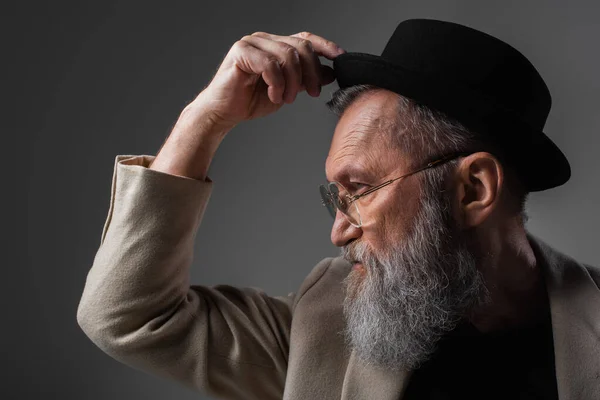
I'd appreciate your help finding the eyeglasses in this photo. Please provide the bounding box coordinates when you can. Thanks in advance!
[319,152,470,227]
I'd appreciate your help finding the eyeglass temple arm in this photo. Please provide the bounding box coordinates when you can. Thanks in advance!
[348,151,472,202]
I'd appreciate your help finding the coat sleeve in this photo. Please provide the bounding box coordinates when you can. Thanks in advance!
[76,154,328,400]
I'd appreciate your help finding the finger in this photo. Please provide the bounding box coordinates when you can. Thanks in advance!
[241,35,302,104]
[290,31,346,60]
[262,58,286,104]
[231,40,286,104]
[252,32,321,97]
[320,64,335,86]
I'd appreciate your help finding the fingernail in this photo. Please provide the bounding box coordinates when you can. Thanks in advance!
[336,46,346,55]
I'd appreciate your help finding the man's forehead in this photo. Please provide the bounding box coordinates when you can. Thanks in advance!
[325,131,392,183]
[325,102,398,182]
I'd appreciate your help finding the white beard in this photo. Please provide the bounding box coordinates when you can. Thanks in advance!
[340,186,489,371]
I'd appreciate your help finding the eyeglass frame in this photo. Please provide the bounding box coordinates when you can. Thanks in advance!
[320,151,473,227]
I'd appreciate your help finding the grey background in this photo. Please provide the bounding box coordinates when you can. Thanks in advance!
[12,0,599,399]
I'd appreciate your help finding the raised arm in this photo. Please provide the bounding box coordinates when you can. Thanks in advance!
[76,31,345,399]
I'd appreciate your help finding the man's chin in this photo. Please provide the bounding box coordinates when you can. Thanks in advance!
[352,262,366,272]
[343,265,369,302]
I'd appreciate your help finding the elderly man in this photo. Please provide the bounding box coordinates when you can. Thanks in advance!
[77,19,599,399]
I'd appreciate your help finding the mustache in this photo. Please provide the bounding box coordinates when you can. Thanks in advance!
[341,241,376,265]
[340,242,361,263]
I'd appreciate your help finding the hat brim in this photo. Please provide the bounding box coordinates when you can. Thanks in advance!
[332,52,571,192]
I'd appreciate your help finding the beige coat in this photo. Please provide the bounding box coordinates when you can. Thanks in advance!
[77,155,600,400]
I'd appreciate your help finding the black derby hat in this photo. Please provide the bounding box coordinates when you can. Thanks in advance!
[333,18,570,192]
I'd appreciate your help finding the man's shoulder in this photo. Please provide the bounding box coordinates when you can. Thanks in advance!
[292,256,351,312]
[529,233,600,289]
[583,263,600,288]
[299,256,352,290]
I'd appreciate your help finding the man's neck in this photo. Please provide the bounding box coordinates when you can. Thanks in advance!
[467,222,548,333]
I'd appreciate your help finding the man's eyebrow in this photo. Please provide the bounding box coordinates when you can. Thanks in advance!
[326,164,378,184]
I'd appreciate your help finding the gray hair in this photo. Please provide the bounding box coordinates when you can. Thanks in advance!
[326,84,529,221]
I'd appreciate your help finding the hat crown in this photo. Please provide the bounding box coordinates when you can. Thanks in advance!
[381,19,551,130]
[332,18,570,191]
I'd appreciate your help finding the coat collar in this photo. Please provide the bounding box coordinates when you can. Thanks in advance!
[529,234,600,399]
[339,234,600,399]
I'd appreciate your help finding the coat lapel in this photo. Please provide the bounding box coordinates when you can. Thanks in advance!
[341,349,413,400]
[529,234,600,399]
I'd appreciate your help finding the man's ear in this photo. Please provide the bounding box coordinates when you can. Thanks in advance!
[454,152,503,228]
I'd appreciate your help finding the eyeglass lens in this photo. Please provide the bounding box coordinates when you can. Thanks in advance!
[319,185,337,218]
[320,183,360,226]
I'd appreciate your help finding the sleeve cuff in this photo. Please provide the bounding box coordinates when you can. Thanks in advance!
[100,154,214,246]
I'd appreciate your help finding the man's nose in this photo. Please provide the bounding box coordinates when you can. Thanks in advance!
[330,210,362,247]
